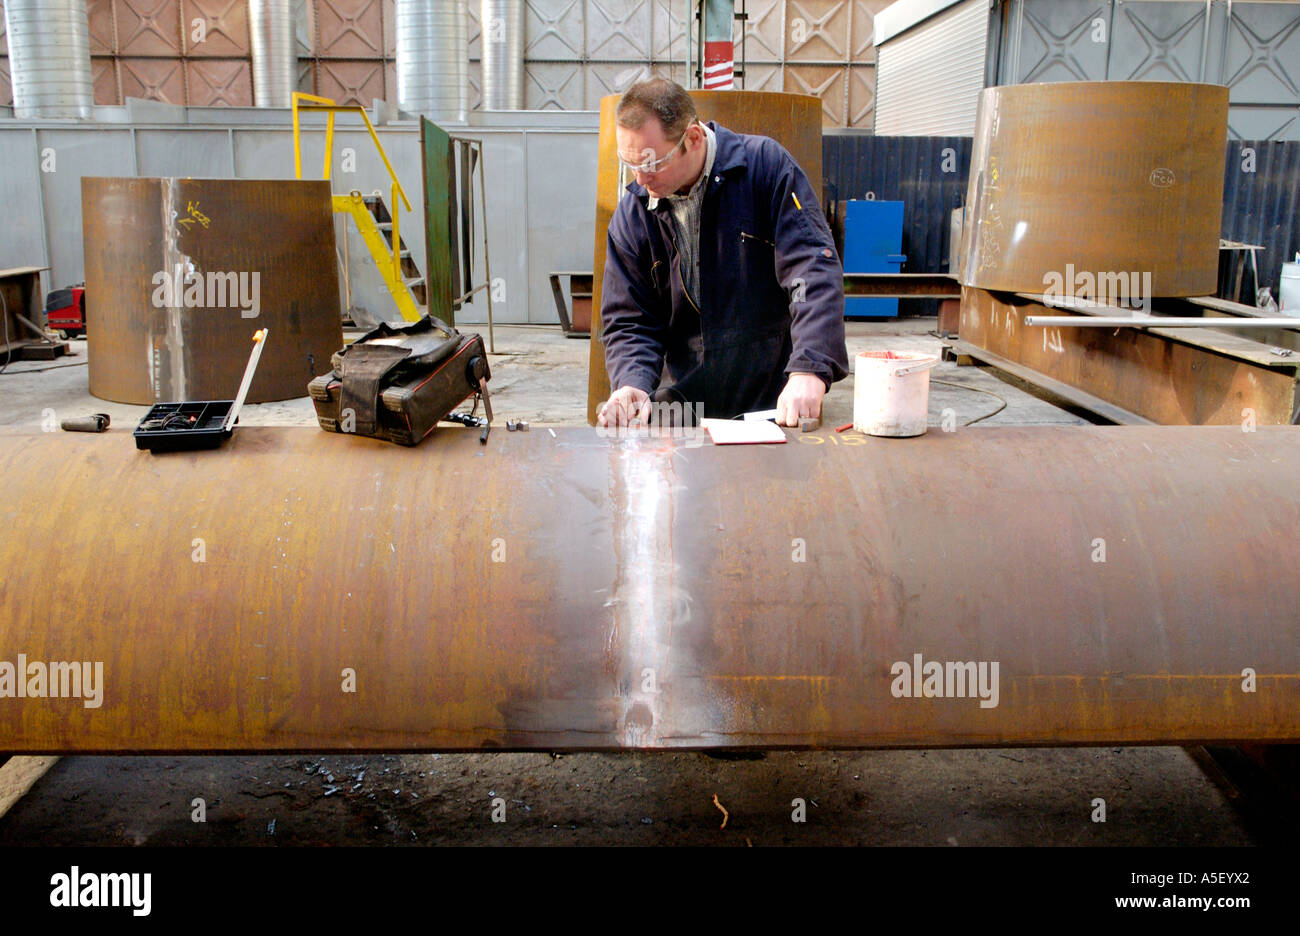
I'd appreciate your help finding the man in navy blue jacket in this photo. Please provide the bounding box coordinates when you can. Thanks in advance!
[597,79,849,427]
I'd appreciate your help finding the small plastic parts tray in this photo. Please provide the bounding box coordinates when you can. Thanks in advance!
[133,401,236,452]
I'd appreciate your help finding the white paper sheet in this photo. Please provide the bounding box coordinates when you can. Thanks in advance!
[701,418,788,445]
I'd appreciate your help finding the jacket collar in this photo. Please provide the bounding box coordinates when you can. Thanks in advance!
[710,122,748,174]
[647,122,716,209]
[624,121,748,206]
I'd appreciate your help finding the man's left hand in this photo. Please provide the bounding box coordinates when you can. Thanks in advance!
[776,372,825,426]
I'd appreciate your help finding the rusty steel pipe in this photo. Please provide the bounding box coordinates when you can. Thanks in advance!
[960,82,1228,297]
[1,426,1298,753]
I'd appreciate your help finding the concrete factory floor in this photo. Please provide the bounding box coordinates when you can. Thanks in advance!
[0,318,1256,846]
[0,317,1086,431]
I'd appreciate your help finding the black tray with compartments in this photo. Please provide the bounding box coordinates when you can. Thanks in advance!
[133,401,236,452]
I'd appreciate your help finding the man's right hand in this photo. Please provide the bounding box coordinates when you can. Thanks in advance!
[597,386,652,428]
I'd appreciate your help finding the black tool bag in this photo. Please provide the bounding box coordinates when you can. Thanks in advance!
[308,315,492,446]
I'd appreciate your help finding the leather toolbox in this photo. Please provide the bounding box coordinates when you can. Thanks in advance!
[308,316,491,446]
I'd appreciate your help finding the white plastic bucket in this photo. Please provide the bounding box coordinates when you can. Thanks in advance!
[853,350,939,437]
[1280,261,1300,316]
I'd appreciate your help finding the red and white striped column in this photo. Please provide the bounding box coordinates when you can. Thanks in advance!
[701,0,735,90]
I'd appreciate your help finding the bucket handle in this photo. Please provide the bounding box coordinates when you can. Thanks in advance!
[892,359,939,378]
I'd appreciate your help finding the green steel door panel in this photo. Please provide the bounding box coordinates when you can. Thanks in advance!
[421,116,455,325]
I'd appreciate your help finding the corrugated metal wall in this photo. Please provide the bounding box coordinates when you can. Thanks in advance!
[873,0,988,135]
[822,133,972,312]
[1221,140,1300,300]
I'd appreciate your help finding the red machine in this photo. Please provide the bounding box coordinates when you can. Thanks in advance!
[44,285,85,337]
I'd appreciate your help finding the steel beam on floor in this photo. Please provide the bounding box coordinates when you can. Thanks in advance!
[958,288,1299,425]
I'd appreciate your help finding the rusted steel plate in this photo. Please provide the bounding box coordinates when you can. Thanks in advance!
[959,288,1298,425]
[82,178,343,405]
[588,91,826,424]
[843,273,961,298]
[960,82,1228,297]
[1,425,1298,753]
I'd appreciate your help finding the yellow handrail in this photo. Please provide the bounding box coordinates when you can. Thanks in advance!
[292,92,412,286]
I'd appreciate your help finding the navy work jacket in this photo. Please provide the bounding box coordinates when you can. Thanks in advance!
[600,121,849,418]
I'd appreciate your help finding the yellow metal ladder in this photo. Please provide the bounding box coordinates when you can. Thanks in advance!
[292,92,422,322]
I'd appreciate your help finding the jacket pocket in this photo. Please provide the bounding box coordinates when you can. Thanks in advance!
[734,231,785,319]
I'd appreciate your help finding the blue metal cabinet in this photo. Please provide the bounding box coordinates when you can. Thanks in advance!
[842,199,906,318]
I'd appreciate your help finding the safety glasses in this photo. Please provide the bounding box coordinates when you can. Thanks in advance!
[618,131,688,175]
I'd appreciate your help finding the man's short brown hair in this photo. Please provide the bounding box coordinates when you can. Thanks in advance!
[616,78,697,140]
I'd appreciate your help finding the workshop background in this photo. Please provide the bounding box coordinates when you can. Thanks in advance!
[3,0,1298,327]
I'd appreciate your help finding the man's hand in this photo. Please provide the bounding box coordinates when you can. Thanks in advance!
[776,372,825,427]
[597,385,652,428]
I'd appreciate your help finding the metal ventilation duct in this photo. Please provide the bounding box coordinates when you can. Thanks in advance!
[249,0,296,108]
[3,0,93,119]
[396,0,468,122]
[480,0,524,110]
